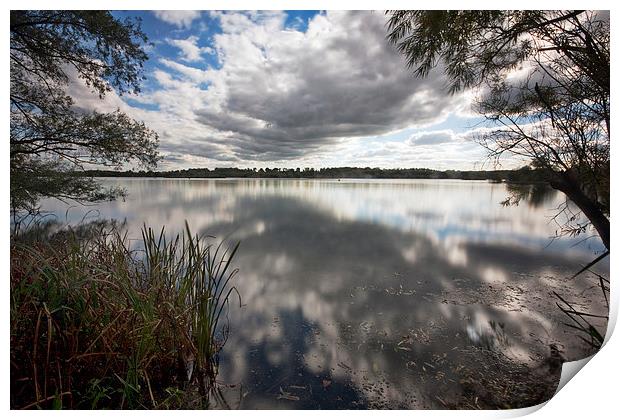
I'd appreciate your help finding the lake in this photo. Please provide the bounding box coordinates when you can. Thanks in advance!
[39,178,609,408]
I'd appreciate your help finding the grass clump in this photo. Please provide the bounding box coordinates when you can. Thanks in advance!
[10,221,240,409]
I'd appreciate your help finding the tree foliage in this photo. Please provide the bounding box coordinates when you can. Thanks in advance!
[386,10,610,249]
[10,11,159,213]
[81,165,548,184]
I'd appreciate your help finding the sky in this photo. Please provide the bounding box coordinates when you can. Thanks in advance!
[70,10,511,171]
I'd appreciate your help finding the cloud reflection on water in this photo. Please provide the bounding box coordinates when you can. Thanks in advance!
[40,178,608,408]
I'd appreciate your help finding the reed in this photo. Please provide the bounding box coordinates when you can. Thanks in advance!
[10,221,240,409]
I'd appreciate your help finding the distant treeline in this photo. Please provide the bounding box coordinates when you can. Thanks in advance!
[83,166,548,183]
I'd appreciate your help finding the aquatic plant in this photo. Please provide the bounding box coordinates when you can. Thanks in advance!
[10,221,240,409]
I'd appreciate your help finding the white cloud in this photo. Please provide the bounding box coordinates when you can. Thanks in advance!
[167,35,213,62]
[73,11,485,170]
[151,11,469,163]
[153,11,201,29]
[409,130,461,146]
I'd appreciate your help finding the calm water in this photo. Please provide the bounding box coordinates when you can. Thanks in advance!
[40,178,608,408]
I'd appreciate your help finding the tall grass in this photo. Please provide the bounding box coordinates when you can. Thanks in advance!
[10,221,240,409]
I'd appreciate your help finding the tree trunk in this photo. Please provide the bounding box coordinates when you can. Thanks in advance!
[550,170,610,251]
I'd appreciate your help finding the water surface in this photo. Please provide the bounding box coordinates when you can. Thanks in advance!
[40,178,609,408]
